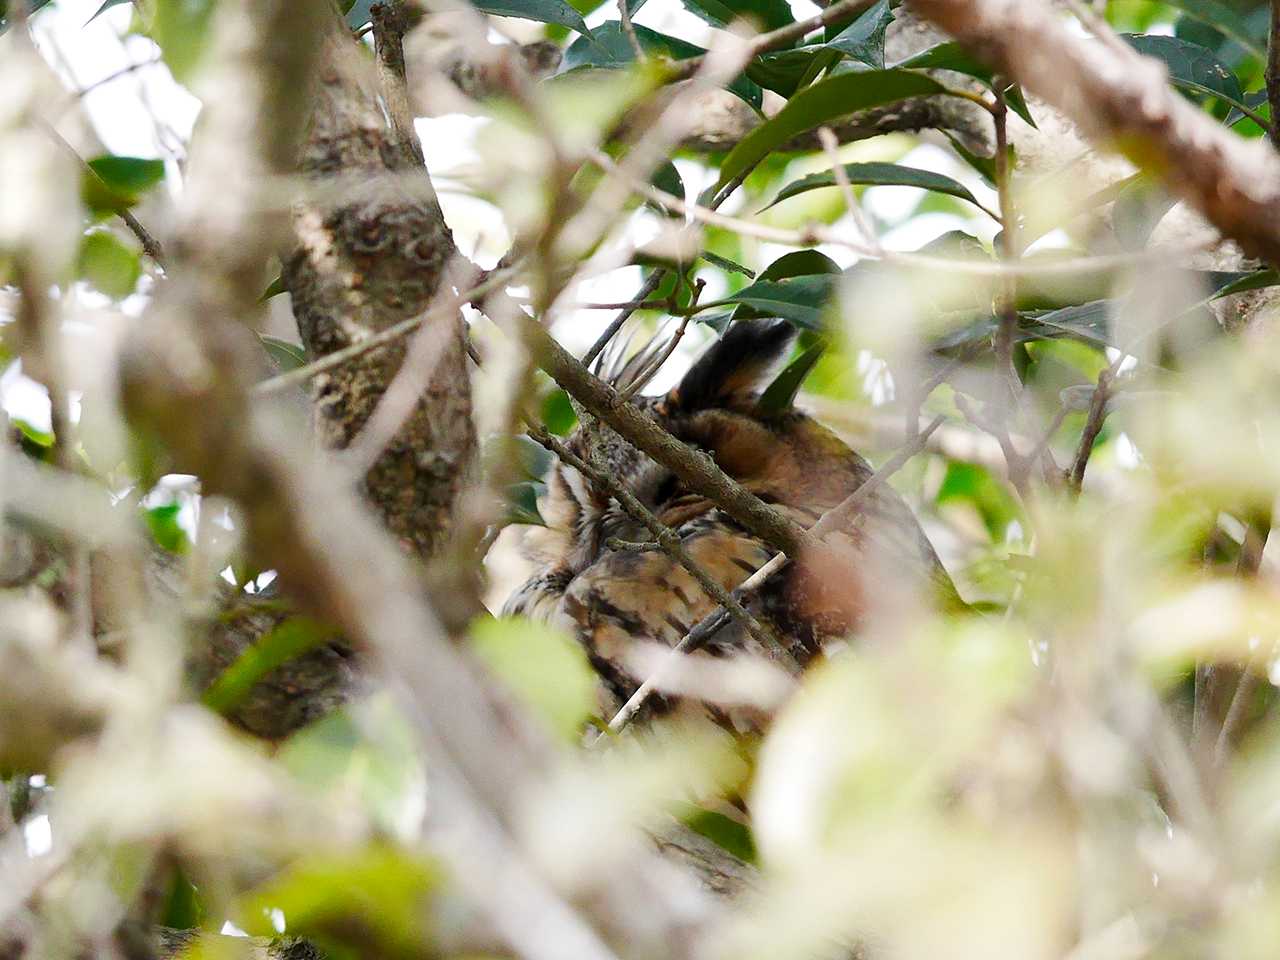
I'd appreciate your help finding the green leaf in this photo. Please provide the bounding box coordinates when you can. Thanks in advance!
[762,161,992,216]
[237,846,439,956]
[508,434,555,480]
[77,231,141,299]
[87,0,132,23]
[758,339,826,413]
[825,0,893,70]
[12,418,54,450]
[470,617,598,741]
[746,47,836,98]
[505,480,547,526]
[152,0,218,84]
[1212,267,1280,299]
[1162,0,1267,61]
[1122,33,1244,105]
[679,0,792,31]
[144,503,190,554]
[259,335,307,373]
[942,130,996,184]
[700,250,755,277]
[473,0,592,36]
[259,274,286,302]
[159,867,204,931]
[679,803,757,863]
[563,23,763,109]
[757,249,842,281]
[714,69,946,192]
[1028,300,1112,347]
[541,388,578,434]
[83,155,165,216]
[202,617,338,714]
[647,160,686,217]
[722,274,837,330]
[895,41,1036,126]
[936,460,1021,541]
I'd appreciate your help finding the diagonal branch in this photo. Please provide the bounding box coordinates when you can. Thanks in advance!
[907,0,1280,265]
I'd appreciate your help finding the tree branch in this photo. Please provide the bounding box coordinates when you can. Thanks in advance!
[907,0,1280,265]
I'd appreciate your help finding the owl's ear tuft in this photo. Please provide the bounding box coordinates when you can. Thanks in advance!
[668,319,796,412]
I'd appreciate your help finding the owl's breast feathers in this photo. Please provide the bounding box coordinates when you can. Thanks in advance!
[503,319,954,713]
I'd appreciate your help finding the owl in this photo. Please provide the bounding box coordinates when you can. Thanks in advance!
[504,319,954,718]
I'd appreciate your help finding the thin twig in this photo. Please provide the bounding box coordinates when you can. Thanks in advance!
[598,414,948,738]
[1067,358,1121,492]
[588,150,1207,280]
[527,425,777,651]
[618,0,645,61]
[74,57,163,98]
[40,121,166,266]
[817,126,880,252]
[582,270,667,368]
[252,266,517,397]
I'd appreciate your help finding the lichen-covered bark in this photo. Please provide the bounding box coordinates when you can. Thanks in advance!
[282,27,472,562]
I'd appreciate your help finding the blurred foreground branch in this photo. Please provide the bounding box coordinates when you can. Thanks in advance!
[907,0,1280,264]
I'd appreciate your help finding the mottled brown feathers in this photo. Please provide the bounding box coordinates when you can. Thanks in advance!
[503,320,948,720]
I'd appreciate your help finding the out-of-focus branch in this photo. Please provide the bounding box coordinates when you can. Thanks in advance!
[907,0,1280,265]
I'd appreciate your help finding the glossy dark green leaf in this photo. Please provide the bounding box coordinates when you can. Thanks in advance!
[746,46,834,98]
[83,155,165,215]
[1224,89,1270,128]
[696,310,736,334]
[646,160,686,217]
[679,0,792,31]
[1162,0,1266,60]
[714,69,945,191]
[895,41,1036,126]
[202,617,338,714]
[475,0,592,35]
[762,161,991,216]
[1211,267,1280,299]
[758,339,826,413]
[1122,33,1244,105]
[563,23,762,108]
[758,249,841,280]
[77,231,141,299]
[722,274,837,330]
[259,335,307,373]
[259,274,287,302]
[942,130,997,184]
[87,0,130,23]
[825,0,893,70]
[506,480,547,526]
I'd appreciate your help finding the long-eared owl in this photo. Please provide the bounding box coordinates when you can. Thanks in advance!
[504,319,955,717]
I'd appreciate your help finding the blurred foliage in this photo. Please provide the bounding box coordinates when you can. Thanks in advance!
[9,0,1280,959]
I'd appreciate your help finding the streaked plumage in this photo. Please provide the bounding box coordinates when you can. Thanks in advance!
[504,319,953,718]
